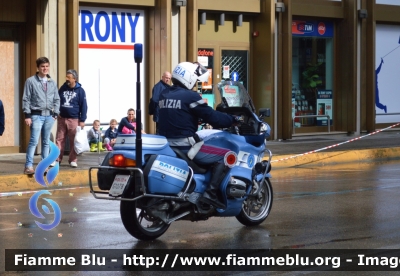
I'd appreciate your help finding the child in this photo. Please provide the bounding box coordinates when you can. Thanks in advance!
[87,119,105,152]
[103,119,118,151]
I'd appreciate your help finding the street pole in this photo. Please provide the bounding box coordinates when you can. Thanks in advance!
[134,43,143,168]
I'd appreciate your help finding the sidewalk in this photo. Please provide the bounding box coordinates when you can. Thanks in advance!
[268,129,400,167]
[1,129,399,193]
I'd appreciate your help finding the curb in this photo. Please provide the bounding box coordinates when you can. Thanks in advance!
[0,170,98,195]
[1,147,399,194]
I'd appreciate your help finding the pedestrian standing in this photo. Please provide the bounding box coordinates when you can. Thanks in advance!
[148,71,171,134]
[22,57,60,174]
[0,99,4,136]
[54,69,88,168]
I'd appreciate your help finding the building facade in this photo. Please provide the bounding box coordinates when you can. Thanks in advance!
[0,0,399,154]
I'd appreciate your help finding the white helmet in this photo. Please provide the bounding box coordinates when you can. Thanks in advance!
[172,62,210,90]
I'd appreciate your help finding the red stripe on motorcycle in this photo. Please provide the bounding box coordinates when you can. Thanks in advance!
[199,145,230,156]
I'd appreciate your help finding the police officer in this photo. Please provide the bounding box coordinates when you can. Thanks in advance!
[158,62,236,209]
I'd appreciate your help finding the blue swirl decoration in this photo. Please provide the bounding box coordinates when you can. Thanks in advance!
[29,141,61,231]
[35,141,60,187]
[29,190,62,230]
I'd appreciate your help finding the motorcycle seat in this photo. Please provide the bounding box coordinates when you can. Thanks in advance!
[171,147,208,174]
[114,134,171,151]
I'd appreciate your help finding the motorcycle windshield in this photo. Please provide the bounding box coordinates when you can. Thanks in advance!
[216,81,256,113]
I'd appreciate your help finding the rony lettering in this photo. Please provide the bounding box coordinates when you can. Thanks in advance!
[80,10,140,43]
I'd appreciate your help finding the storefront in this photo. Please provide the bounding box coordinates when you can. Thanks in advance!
[0,0,27,154]
[0,23,22,153]
[196,7,253,109]
[292,20,334,132]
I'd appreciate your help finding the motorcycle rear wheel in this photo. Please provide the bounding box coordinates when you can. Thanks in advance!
[236,178,273,226]
[120,200,170,241]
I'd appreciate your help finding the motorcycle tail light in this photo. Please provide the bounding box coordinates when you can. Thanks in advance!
[109,154,136,167]
[224,151,237,168]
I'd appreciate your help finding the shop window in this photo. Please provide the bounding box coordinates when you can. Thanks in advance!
[377,0,400,5]
[292,20,333,128]
[197,48,215,107]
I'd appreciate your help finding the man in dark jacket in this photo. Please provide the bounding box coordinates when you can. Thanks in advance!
[158,62,236,209]
[54,69,88,168]
[148,71,171,134]
[0,99,4,136]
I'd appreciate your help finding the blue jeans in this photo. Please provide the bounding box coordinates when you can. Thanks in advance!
[89,138,100,144]
[25,115,55,167]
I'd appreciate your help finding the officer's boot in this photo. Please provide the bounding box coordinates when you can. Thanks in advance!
[199,162,227,209]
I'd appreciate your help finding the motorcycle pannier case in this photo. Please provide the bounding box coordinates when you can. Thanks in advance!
[147,155,190,195]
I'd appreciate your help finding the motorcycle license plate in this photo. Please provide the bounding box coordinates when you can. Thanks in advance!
[109,175,130,197]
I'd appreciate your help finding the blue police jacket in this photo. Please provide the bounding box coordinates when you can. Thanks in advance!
[158,85,234,138]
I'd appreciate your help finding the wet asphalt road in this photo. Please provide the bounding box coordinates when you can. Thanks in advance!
[1,160,400,275]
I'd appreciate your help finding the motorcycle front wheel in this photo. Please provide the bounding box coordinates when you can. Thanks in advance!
[120,200,170,241]
[236,178,273,226]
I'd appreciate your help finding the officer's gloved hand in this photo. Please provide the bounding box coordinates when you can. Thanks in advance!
[216,103,227,111]
[232,115,243,126]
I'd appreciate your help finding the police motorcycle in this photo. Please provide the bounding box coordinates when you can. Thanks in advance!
[88,71,273,241]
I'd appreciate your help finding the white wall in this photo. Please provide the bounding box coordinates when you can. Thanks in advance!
[375,24,400,123]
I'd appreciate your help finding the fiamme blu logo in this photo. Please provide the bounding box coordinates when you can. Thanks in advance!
[29,141,62,231]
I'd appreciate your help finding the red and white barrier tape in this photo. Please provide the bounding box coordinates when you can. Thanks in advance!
[271,122,400,163]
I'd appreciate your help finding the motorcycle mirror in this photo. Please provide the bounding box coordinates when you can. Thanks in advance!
[259,108,270,118]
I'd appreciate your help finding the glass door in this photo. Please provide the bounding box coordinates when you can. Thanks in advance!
[292,20,334,130]
[221,50,249,90]
[197,48,249,109]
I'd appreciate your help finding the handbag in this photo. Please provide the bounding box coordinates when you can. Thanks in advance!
[121,122,136,134]
[74,126,90,154]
